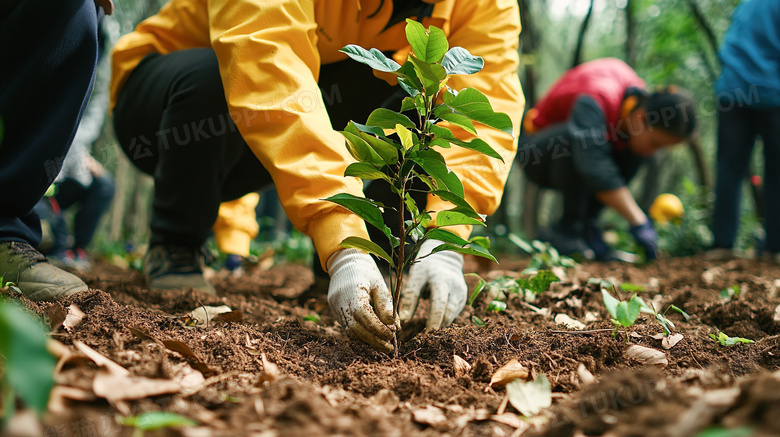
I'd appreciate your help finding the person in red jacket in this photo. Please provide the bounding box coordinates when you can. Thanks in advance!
[519,58,696,261]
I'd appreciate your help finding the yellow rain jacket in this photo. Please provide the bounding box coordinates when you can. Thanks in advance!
[110,0,524,270]
[213,193,261,257]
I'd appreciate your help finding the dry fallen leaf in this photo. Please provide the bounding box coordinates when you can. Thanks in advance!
[412,406,447,428]
[702,267,723,285]
[490,359,530,387]
[256,353,281,385]
[774,304,780,323]
[577,363,595,385]
[48,386,97,414]
[454,355,472,377]
[183,305,233,327]
[625,345,668,367]
[662,333,684,350]
[93,370,181,403]
[506,374,552,417]
[45,305,67,331]
[73,340,129,376]
[370,388,400,412]
[211,311,244,324]
[553,314,586,330]
[63,304,85,331]
[163,339,217,375]
[490,412,529,430]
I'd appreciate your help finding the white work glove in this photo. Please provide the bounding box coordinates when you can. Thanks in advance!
[398,239,467,330]
[327,249,396,353]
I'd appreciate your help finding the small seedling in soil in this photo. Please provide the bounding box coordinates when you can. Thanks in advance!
[326,20,513,355]
[710,331,754,347]
[719,284,741,303]
[467,270,561,311]
[602,286,691,338]
[303,314,321,323]
[509,234,577,270]
[117,411,198,437]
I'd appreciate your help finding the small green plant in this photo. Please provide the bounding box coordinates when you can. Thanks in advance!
[0,298,57,429]
[303,313,321,323]
[719,284,741,302]
[326,20,513,354]
[655,179,713,257]
[467,270,561,313]
[117,412,198,437]
[602,287,691,337]
[508,234,577,270]
[710,331,754,347]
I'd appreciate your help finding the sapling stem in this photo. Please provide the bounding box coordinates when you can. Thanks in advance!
[392,176,408,358]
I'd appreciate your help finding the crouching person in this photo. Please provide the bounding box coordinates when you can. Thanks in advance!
[518,58,696,261]
[110,0,524,352]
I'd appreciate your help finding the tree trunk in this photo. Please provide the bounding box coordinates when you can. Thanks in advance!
[688,134,710,188]
[571,0,595,68]
[624,0,635,66]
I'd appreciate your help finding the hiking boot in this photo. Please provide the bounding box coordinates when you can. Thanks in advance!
[0,241,88,301]
[143,245,216,295]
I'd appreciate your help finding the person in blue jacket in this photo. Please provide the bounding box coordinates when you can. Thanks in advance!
[708,0,780,262]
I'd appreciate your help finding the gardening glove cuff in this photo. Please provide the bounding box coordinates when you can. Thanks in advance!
[327,249,395,353]
[629,220,658,260]
[399,239,467,330]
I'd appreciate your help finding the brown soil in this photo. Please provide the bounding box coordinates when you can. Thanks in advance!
[6,255,780,436]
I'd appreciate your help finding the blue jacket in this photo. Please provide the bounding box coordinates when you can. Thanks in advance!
[716,0,780,108]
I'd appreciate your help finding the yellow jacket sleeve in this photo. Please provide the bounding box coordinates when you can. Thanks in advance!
[427,0,525,240]
[213,193,260,257]
[109,0,211,111]
[206,0,369,270]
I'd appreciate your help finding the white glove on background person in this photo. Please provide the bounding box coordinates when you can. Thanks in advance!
[327,249,396,353]
[399,239,467,330]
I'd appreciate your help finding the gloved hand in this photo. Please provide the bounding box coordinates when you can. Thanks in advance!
[629,220,658,260]
[399,239,467,330]
[327,249,396,353]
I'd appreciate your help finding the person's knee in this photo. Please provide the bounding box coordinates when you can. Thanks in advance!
[169,49,226,110]
[91,175,115,201]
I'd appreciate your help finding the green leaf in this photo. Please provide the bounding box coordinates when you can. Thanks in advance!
[431,242,497,263]
[396,124,414,150]
[0,300,56,415]
[442,46,485,75]
[697,426,755,437]
[430,190,483,220]
[324,193,397,245]
[401,95,425,115]
[404,193,420,218]
[710,331,754,347]
[397,62,424,97]
[366,108,416,130]
[614,295,642,327]
[471,315,486,327]
[429,124,503,161]
[487,300,507,312]
[620,283,646,293]
[349,121,387,137]
[436,209,485,227]
[344,162,390,182]
[408,56,447,96]
[602,289,620,320]
[411,149,465,198]
[405,19,448,63]
[446,88,514,136]
[437,111,477,135]
[341,131,383,165]
[529,271,560,295]
[303,314,321,323]
[340,45,402,73]
[117,412,198,431]
[355,131,401,164]
[667,304,691,321]
[339,236,395,268]
[508,234,535,253]
[506,374,552,417]
[466,273,486,306]
[426,228,469,247]
[656,314,673,335]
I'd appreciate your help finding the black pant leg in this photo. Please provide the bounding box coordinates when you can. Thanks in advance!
[0,0,99,245]
[114,48,272,248]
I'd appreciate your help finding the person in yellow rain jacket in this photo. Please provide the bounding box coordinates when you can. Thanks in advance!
[110,0,524,353]
[213,193,261,273]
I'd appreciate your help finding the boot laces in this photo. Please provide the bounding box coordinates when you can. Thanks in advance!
[8,242,46,264]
